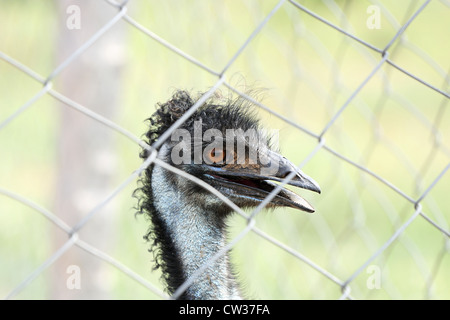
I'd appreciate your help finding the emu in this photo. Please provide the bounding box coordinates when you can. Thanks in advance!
[136,90,320,300]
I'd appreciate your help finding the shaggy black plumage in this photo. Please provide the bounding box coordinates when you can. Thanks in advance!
[136,91,261,297]
[135,90,320,299]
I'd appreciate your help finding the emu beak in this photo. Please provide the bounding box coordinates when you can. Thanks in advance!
[267,150,321,194]
[203,150,321,213]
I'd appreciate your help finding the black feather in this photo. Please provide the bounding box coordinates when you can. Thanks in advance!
[135,90,262,295]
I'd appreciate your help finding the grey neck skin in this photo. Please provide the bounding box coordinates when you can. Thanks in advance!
[151,145,241,300]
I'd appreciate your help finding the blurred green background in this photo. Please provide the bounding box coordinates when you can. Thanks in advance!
[0,0,449,299]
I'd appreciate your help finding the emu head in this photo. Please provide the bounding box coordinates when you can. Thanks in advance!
[140,91,320,216]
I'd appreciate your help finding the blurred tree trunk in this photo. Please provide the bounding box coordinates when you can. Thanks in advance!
[51,0,125,299]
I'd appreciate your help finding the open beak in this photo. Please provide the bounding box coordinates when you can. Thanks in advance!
[202,150,321,213]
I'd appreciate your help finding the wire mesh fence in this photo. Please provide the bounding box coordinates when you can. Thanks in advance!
[1,0,449,300]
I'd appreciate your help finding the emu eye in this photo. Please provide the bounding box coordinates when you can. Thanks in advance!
[208,148,226,164]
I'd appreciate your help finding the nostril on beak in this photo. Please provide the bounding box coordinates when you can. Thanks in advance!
[276,165,292,179]
[280,170,291,179]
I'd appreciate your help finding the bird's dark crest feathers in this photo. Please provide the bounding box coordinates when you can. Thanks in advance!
[139,90,262,159]
[135,90,262,294]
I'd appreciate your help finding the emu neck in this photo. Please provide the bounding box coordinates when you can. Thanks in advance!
[152,162,241,300]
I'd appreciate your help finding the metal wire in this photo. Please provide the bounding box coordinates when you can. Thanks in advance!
[1,0,448,300]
